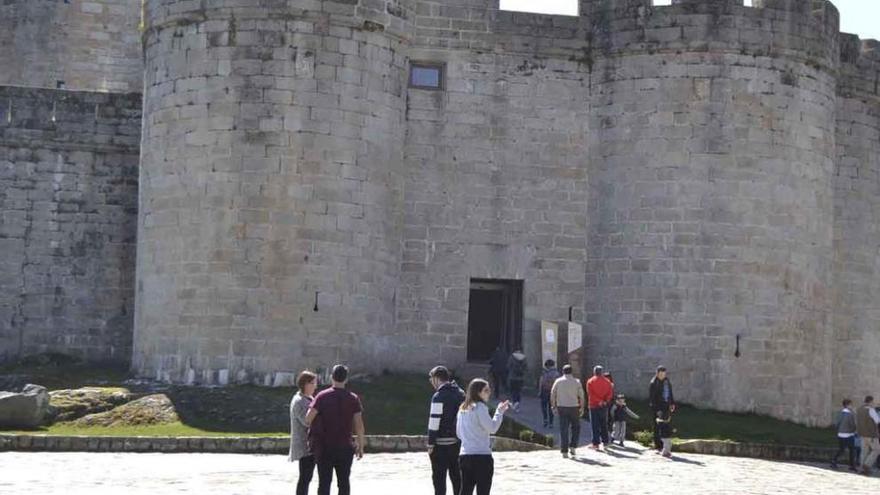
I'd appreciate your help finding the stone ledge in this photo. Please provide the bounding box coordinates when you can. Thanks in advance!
[676,439,835,463]
[0,434,548,455]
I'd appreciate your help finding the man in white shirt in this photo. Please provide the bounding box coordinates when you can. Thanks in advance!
[550,364,585,458]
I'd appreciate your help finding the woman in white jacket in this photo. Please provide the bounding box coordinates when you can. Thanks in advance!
[456,378,510,495]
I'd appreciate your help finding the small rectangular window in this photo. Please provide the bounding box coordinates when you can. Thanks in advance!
[652,0,673,5]
[410,63,444,90]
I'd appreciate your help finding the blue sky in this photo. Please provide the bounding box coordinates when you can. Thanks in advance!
[499,0,879,40]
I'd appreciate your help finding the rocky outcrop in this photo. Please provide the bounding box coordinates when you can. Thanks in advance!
[0,384,50,428]
[49,387,132,422]
[72,394,178,427]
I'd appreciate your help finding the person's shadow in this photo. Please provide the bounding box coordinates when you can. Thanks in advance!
[602,448,639,460]
[606,444,642,454]
[568,456,611,467]
[669,455,705,466]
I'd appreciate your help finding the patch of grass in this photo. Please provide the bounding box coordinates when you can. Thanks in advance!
[349,372,431,436]
[9,422,284,438]
[623,399,834,448]
[0,363,837,446]
[0,362,130,391]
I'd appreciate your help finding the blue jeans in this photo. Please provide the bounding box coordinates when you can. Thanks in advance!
[590,407,609,446]
[540,392,553,425]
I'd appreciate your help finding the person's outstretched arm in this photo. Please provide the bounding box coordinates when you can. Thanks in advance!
[477,403,506,435]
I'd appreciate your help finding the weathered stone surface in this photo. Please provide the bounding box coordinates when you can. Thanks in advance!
[0,86,140,366]
[0,0,142,92]
[72,394,178,427]
[0,384,49,428]
[1,0,879,430]
[48,387,132,422]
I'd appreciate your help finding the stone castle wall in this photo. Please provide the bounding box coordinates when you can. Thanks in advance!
[134,0,415,384]
[833,35,880,410]
[584,0,839,425]
[0,87,141,364]
[1,0,878,426]
[397,2,592,370]
[0,0,143,92]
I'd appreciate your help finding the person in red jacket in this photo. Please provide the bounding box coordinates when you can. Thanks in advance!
[586,365,614,450]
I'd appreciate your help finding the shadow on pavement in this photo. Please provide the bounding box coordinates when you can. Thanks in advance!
[567,456,611,467]
[670,455,705,466]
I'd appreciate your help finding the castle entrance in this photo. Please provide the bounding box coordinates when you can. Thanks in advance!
[466,279,523,362]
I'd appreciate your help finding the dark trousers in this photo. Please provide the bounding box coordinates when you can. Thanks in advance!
[489,372,506,398]
[509,379,523,403]
[460,455,493,495]
[832,436,856,468]
[590,407,609,446]
[652,404,670,450]
[540,392,554,425]
[297,455,316,495]
[431,443,461,495]
[557,407,580,452]
[317,447,354,495]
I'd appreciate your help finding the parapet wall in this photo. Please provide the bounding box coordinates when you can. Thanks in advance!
[0,86,141,365]
[0,0,143,92]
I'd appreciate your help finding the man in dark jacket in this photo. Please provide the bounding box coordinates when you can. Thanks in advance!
[648,366,676,452]
[489,346,508,399]
[427,366,465,495]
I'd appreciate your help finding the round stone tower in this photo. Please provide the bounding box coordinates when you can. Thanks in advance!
[0,0,143,92]
[585,0,839,426]
[134,0,412,384]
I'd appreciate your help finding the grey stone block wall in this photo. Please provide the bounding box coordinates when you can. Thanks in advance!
[134,0,415,384]
[0,0,867,428]
[584,0,839,426]
[833,36,880,410]
[0,86,141,365]
[0,0,143,93]
[398,7,592,371]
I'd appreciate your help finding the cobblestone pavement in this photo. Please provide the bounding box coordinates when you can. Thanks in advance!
[3,447,878,494]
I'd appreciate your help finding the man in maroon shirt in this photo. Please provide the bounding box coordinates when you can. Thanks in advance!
[305,364,366,495]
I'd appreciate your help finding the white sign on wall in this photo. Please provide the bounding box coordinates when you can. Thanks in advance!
[568,321,582,352]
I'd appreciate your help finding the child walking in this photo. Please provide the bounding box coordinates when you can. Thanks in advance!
[609,394,639,446]
[538,359,561,428]
[656,410,674,458]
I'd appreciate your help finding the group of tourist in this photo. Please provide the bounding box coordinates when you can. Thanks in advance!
[288,357,680,495]
[539,360,675,458]
[831,395,880,475]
